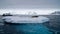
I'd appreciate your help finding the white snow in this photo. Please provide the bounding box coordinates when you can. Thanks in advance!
[2,16,49,23]
[0,9,59,15]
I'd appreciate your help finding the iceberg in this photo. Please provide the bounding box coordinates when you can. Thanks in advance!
[2,15,50,23]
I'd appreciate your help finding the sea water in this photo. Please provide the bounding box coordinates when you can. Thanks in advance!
[11,23,52,34]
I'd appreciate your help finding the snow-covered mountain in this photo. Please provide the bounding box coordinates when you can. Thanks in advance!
[51,11,60,15]
[0,9,59,15]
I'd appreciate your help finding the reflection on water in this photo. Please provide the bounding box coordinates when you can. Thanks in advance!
[5,23,52,34]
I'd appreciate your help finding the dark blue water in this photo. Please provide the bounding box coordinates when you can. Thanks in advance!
[11,23,52,34]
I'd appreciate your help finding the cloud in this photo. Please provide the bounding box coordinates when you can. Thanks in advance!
[0,0,60,9]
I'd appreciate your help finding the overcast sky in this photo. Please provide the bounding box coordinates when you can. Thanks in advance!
[0,0,60,15]
[0,0,60,9]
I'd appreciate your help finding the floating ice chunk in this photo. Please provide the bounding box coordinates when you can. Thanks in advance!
[2,16,49,23]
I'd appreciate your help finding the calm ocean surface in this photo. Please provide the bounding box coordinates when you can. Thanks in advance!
[10,23,52,34]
